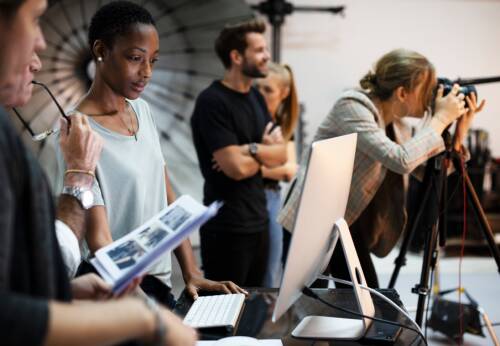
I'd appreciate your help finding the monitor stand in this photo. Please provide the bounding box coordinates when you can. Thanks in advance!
[291,218,375,340]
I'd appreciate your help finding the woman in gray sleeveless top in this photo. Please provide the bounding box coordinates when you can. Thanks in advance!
[55,1,245,306]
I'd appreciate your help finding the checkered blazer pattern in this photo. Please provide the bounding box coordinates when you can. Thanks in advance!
[278,89,445,256]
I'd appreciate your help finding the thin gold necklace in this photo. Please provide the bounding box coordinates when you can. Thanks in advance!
[82,102,138,141]
[118,103,137,141]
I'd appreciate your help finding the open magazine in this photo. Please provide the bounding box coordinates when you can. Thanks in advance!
[91,195,222,294]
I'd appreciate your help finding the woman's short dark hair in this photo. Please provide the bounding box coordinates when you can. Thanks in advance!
[215,19,266,69]
[88,0,155,59]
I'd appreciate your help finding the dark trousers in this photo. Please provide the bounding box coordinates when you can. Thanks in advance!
[283,219,379,289]
[326,224,379,289]
[323,218,379,288]
[200,229,269,287]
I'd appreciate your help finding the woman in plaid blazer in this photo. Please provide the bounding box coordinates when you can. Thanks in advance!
[278,49,485,287]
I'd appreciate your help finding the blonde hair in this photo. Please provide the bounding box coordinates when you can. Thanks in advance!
[268,62,299,141]
[360,49,436,110]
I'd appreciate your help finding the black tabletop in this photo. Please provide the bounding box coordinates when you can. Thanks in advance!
[175,288,424,345]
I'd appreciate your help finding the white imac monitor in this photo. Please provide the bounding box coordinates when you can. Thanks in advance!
[272,133,375,340]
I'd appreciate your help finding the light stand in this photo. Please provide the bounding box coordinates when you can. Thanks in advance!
[251,0,345,62]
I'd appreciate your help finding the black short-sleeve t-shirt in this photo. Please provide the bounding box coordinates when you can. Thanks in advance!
[191,81,271,234]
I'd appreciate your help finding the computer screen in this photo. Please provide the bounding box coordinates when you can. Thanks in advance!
[273,133,357,322]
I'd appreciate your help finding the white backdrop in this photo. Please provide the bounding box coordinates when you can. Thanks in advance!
[248,0,500,156]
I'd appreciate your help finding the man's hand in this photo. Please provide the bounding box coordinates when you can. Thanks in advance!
[71,274,142,300]
[212,157,222,172]
[71,273,112,300]
[262,122,284,145]
[60,112,103,188]
[159,308,198,346]
[185,274,248,300]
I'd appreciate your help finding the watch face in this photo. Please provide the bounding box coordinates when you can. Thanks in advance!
[250,143,258,156]
[80,190,94,209]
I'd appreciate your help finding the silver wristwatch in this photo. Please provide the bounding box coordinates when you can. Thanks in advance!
[248,142,258,157]
[62,186,94,209]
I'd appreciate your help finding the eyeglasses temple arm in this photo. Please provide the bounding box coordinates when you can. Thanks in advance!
[12,108,36,137]
[32,80,71,132]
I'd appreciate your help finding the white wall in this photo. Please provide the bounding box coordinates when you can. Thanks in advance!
[248,0,500,156]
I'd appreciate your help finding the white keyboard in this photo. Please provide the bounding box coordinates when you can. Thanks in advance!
[183,293,245,329]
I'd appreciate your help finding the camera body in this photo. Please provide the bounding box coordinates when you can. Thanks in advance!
[438,77,477,97]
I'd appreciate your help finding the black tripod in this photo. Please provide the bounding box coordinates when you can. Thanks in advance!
[388,130,500,327]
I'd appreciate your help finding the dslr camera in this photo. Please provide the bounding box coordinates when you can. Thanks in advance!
[438,77,477,97]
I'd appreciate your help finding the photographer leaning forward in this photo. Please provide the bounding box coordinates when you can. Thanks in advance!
[279,49,485,288]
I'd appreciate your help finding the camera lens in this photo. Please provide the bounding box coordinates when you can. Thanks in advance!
[440,80,477,98]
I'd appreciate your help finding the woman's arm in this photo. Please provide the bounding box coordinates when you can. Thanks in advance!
[85,206,113,254]
[331,99,445,175]
[261,141,298,182]
[453,92,485,151]
[164,166,246,298]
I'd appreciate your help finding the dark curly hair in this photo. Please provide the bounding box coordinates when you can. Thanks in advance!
[88,1,155,59]
[215,19,266,69]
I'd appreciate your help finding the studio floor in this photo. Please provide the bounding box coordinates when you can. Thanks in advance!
[375,250,500,346]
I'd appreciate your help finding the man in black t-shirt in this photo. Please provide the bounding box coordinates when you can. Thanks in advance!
[191,19,287,286]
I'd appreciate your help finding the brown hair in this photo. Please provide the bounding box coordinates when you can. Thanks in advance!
[215,19,266,69]
[268,62,299,141]
[360,49,436,110]
[0,0,24,20]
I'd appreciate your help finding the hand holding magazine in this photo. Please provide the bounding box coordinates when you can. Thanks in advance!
[91,195,221,294]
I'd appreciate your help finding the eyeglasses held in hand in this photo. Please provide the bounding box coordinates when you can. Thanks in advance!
[12,80,71,141]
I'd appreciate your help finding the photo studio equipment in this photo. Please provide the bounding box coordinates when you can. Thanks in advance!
[23,0,256,197]
[388,75,500,331]
[251,0,345,62]
[252,0,345,157]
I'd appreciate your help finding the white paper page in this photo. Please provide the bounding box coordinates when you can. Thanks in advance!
[93,195,205,280]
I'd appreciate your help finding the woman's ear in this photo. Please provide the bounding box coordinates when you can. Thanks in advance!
[92,40,107,61]
[394,86,408,103]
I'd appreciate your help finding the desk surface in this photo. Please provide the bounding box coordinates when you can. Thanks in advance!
[175,288,424,346]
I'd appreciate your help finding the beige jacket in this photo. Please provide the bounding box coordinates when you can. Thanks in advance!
[278,89,445,257]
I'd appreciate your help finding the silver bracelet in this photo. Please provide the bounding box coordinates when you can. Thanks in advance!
[144,297,167,346]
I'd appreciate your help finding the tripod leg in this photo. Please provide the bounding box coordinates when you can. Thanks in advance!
[482,309,500,346]
[389,157,441,289]
[462,171,500,271]
[388,181,434,288]
[414,224,440,327]
[413,157,448,327]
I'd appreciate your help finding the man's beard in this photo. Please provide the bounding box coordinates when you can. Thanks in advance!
[242,59,267,78]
